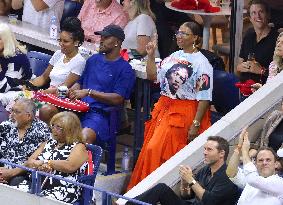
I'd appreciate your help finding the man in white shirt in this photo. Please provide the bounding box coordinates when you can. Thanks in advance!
[226,128,283,205]
[11,0,64,29]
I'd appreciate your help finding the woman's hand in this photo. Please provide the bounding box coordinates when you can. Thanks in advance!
[145,33,158,58]
[188,125,199,143]
[25,159,44,169]
[38,163,53,173]
[145,42,156,58]
[41,87,58,95]
[68,89,88,100]
[251,83,262,93]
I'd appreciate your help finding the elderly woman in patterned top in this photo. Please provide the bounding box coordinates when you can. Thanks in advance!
[18,111,88,204]
[0,98,51,185]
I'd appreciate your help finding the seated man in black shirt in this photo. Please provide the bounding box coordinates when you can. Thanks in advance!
[125,136,240,205]
[237,0,278,86]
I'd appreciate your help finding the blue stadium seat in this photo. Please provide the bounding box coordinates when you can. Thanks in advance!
[211,70,240,123]
[98,75,135,175]
[61,0,82,25]
[27,51,52,77]
[74,144,103,205]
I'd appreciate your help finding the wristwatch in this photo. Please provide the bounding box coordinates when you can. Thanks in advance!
[188,179,197,188]
[192,120,200,127]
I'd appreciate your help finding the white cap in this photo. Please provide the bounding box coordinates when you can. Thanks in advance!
[277,148,283,158]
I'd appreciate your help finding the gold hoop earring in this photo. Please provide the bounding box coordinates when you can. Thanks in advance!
[193,42,196,50]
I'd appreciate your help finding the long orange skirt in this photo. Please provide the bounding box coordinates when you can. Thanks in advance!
[127,96,211,190]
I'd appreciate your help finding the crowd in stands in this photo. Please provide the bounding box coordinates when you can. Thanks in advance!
[0,0,282,204]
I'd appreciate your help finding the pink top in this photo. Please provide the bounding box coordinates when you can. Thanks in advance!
[78,0,128,43]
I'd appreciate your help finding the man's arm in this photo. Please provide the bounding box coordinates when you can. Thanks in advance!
[179,165,236,205]
[226,128,246,177]
[69,88,124,105]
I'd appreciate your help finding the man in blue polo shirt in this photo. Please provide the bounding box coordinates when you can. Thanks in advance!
[69,25,135,144]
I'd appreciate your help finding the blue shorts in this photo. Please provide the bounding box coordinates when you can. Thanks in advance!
[80,109,110,143]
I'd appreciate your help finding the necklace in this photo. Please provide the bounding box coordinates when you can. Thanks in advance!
[63,55,73,63]
[63,51,77,63]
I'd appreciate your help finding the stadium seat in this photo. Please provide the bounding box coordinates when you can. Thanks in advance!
[74,144,103,205]
[211,70,241,123]
[61,0,82,24]
[27,51,52,77]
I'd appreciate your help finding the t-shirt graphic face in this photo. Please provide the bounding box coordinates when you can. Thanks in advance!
[162,63,193,99]
[157,50,213,101]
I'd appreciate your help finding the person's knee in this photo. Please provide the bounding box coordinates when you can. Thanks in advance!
[155,183,170,191]
[39,104,59,125]
[82,128,96,144]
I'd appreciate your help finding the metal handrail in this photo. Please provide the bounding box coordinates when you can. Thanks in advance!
[0,160,151,205]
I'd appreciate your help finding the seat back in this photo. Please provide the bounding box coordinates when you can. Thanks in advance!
[27,51,52,77]
[75,144,103,205]
[95,106,121,175]
[86,144,103,180]
[101,71,135,175]
[212,70,240,115]
[61,0,82,24]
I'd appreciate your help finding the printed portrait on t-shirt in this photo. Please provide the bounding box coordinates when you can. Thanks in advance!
[163,63,193,99]
[196,74,210,92]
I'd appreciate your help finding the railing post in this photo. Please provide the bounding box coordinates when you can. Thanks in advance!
[35,172,42,196]
[102,191,112,205]
[29,170,37,194]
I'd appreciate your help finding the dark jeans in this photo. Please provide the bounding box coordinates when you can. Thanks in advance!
[126,183,190,205]
[9,174,28,186]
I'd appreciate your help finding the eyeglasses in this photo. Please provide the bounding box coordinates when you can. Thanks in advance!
[11,109,29,115]
[50,124,64,132]
[175,31,194,37]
